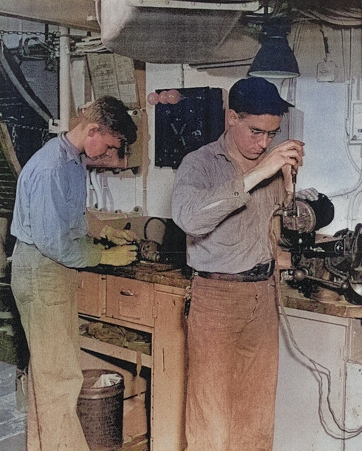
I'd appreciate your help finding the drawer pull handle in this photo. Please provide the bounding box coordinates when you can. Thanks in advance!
[120,289,134,296]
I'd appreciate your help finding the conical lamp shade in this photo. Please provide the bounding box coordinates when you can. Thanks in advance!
[248,36,300,79]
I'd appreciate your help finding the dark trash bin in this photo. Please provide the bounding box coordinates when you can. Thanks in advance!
[77,369,124,451]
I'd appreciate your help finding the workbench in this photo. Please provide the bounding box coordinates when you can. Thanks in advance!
[78,264,362,451]
[77,264,189,451]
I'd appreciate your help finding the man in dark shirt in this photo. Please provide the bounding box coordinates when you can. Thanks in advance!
[172,77,318,451]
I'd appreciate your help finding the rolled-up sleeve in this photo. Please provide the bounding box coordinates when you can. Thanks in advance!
[171,149,251,237]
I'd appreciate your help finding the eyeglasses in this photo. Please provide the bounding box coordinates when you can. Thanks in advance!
[239,116,281,139]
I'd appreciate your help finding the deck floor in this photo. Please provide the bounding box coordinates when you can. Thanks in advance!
[0,389,26,451]
[0,377,148,451]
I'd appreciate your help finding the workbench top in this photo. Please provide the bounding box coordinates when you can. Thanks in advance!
[82,262,191,289]
[82,263,362,319]
[280,284,362,319]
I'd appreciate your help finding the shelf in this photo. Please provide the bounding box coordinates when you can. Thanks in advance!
[79,335,152,369]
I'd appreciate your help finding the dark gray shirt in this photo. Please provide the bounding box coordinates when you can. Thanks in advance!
[171,133,285,273]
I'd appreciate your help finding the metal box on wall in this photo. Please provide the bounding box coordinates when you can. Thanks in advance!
[154,87,226,169]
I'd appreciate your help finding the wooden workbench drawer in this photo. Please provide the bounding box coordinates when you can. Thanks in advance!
[78,272,106,318]
[106,276,154,327]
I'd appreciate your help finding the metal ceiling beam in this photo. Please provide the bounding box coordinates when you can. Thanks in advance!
[0,0,100,31]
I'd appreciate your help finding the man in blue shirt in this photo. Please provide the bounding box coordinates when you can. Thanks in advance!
[11,96,138,451]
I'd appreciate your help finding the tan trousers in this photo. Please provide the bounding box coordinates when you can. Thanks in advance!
[185,275,279,451]
[11,241,89,451]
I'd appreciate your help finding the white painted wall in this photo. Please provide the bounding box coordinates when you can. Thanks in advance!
[295,78,362,234]
[110,68,362,236]
[105,23,362,236]
[107,62,240,218]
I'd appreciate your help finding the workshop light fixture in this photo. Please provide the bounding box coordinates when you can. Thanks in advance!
[248,16,300,79]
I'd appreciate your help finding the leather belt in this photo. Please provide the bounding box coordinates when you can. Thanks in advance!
[197,260,275,282]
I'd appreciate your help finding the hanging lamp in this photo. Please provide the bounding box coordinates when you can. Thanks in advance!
[248,16,300,79]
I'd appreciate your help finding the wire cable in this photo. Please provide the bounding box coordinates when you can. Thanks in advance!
[270,212,362,440]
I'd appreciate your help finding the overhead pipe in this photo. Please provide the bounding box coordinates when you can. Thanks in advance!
[59,26,71,132]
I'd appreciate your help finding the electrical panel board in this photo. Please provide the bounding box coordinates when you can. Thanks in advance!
[155,87,225,169]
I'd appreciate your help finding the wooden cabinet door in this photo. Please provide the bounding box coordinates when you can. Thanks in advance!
[151,284,187,451]
[77,272,106,317]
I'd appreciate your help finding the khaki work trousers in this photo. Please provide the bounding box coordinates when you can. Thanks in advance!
[11,241,89,451]
[185,275,279,451]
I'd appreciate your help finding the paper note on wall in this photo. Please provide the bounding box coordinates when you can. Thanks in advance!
[87,53,139,109]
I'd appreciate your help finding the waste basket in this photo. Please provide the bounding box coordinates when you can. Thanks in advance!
[77,369,124,451]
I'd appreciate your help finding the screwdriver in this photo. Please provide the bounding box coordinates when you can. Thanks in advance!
[291,168,298,218]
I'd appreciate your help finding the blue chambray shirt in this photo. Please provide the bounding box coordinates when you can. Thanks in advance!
[11,133,102,268]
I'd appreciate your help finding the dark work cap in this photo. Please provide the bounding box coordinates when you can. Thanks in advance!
[229,77,293,116]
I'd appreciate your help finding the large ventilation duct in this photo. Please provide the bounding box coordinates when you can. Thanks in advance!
[99,0,261,64]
